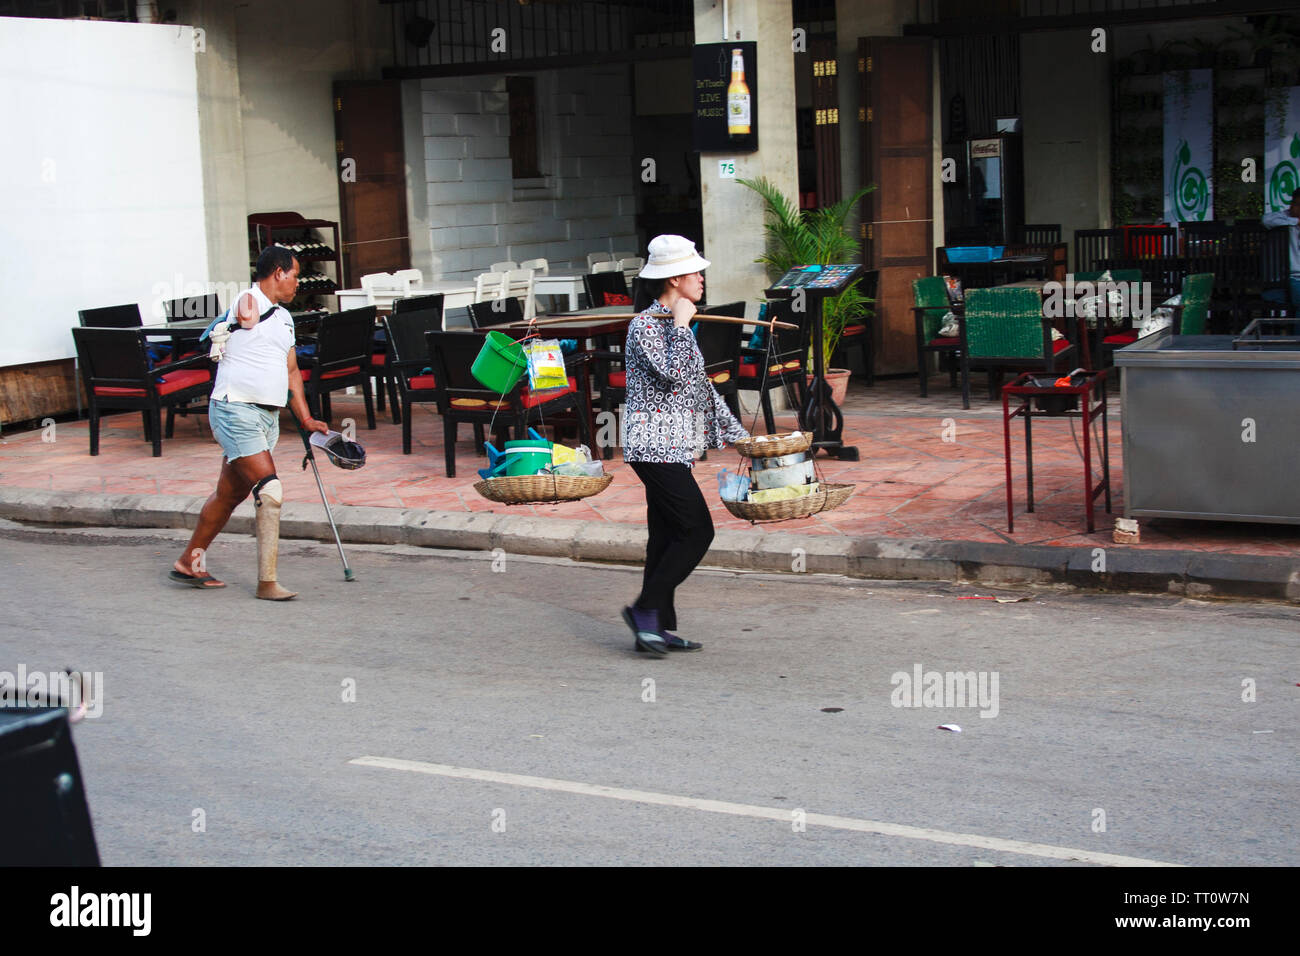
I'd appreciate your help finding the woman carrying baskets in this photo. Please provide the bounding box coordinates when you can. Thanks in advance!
[620,235,750,655]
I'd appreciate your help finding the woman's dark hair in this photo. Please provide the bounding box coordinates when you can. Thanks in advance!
[254,245,297,280]
[632,276,668,312]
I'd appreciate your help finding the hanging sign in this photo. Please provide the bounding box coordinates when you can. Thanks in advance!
[1163,70,1213,222]
[693,42,758,152]
[1264,86,1300,213]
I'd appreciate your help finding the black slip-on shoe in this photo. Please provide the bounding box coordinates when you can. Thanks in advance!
[661,631,702,651]
[622,606,668,656]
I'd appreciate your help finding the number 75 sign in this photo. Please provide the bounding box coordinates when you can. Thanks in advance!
[718,160,737,178]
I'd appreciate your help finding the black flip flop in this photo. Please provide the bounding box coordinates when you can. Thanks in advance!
[168,569,226,589]
[622,606,667,656]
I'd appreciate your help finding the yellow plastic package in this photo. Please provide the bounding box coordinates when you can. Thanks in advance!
[747,482,819,504]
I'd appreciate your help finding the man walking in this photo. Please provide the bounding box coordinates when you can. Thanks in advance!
[169,246,329,599]
[1261,190,1300,306]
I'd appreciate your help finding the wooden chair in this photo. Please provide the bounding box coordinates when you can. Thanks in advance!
[425,330,592,477]
[694,300,744,419]
[71,327,212,457]
[913,275,964,401]
[961,287,1076,404]
[381,295,444,454]
[164,294,222,321]
[835,268,878,385]
[1170,273,1214,335]
[468,296,524,331]
[1020,224,1061,245]
[583,270,630,308]
[737,298,809,435]
[378,293,445,425]
[298,307,377,429]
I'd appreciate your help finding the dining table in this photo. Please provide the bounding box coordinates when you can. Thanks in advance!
[334,281,476,315]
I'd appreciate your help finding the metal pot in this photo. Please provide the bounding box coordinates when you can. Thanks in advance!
[750,453,815,490]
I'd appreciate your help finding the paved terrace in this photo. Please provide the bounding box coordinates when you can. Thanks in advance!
[2,375,1298,564]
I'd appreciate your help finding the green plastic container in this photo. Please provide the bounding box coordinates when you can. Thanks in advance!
[504,439,553,477]
[471,331,528,393]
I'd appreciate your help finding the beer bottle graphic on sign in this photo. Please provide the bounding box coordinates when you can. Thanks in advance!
[727,48,750,137]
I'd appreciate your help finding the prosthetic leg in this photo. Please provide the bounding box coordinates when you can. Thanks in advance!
[252,475,296,601]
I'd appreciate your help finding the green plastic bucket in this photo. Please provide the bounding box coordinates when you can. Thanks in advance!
[471,331,528,393]
[504,439,553,477]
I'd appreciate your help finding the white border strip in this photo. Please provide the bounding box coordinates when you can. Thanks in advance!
[350,756,1181,867]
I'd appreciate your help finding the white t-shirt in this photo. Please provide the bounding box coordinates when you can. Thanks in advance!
[211,285,295,406]
[1261,210,1300,278]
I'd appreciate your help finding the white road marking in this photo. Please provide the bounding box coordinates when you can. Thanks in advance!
[350,755,1181,867]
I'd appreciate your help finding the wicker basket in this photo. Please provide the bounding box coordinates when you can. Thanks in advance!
[721,483,856,522]
[734,432,811,459]
[474,473,613,504]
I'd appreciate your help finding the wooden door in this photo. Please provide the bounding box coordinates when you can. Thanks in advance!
[859,37,933,373]
[334,81,410,290]
[810,36,841,207]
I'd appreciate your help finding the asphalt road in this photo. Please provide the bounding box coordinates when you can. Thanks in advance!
[1,522,1296,867]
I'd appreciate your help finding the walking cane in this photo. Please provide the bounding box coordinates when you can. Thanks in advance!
[290,409,355,583]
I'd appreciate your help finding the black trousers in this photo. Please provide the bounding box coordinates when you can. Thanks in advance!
[630,461,715,631]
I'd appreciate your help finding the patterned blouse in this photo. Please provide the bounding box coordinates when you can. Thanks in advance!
[622,300,749,465]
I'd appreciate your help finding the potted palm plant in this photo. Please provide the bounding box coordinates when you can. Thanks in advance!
[736,177,875,405]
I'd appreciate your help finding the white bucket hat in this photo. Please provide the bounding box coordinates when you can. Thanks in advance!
[639,235,710,279]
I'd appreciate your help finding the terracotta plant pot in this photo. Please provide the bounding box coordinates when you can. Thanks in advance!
[807,368,851,406]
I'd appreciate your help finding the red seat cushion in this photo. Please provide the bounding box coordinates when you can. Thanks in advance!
[841,324,866,337]
[602,292,633,306]
[177,350,200,360]
[299,365,362,382]
[520,376,577,409]
[94,368,210,398]
[927,336,960,347]
[409,374,437,390]
[371,352,389,367]
[1052,339,1071,354]
[1103,331,1138,345]
[607,370,626,388]
[738,359,796,379]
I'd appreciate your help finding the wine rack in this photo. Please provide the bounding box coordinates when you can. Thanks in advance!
[247,212,343,310]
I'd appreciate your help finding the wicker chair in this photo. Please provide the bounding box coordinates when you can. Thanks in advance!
[913,275,964,401]
[961,287,1076,404]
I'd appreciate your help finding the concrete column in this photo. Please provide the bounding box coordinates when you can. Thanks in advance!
[1021,29,1112,267]
[692,0,798,314]
[175,0,251,292]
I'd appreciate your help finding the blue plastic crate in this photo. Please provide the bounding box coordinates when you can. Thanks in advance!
[944,245,1005,263]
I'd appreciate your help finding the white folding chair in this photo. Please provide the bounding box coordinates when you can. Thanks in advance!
[361,272,404,305]
[489,260,518,274]
[618,257,645,287]
[504,268,537,322]
[586,252,614,271]
[519,257,549,276]
[392,268,423,292]
[592,261,621,274]
[474,271,508,302]
[612,250,637,264]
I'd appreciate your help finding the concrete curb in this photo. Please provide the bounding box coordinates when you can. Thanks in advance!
[0,487,1296,602]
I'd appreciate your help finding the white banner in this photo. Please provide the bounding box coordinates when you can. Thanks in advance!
[1265,86,1300,213]
[1163,70,1213,223]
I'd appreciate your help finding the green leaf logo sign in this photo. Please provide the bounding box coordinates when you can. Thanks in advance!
[1172,138,1209,222]
[1268,133,1299,212]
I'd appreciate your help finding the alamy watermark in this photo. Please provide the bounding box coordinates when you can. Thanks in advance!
[0,666,103,719]
[890,664,999,718]
[1043,276,1152,321]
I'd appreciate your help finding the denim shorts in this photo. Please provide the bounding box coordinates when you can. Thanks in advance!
[208,398,279,463]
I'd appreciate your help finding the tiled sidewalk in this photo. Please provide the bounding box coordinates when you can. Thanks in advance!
[3,376,1298,559]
